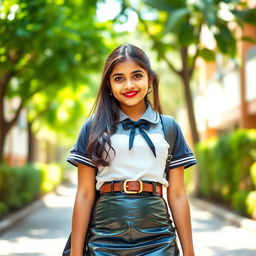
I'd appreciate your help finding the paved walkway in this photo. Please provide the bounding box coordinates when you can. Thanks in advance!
[0,183,74,256]
[190,202,256,256]
[1,178,256,256]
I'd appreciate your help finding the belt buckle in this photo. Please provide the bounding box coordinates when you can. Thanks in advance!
[123,179,143,194]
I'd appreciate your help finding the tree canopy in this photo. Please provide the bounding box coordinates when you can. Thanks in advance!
[0,0,112,161]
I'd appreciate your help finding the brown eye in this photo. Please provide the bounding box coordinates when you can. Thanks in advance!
[114,76,124,82]
[134,73,142,79]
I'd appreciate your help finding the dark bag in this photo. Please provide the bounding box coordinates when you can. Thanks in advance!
[62,232,88,256]
[159,114,177,172]
[62,233,71,256]
[62,114,176,256]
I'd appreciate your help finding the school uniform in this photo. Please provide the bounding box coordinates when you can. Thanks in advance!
[67,102,197,256]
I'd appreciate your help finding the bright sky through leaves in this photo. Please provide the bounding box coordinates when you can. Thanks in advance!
[96,0,138,32]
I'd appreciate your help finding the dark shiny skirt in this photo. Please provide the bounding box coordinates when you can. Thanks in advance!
[85,192,180,256]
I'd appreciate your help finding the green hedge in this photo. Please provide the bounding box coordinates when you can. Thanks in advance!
[195,129,256,219]
[0,163,63,219]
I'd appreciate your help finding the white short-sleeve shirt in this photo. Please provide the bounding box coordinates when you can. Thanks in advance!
[67,102,197,190]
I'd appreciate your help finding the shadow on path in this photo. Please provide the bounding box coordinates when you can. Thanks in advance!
[0,182,76,256]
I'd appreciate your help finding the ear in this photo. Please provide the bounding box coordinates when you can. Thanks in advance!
[148,77,152,86]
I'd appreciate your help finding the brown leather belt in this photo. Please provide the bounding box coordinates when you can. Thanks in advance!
[100,179,163,196]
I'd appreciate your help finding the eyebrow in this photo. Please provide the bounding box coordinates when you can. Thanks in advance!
[111,69,144,77]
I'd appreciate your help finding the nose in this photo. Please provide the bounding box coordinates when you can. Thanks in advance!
[125,78,134,89]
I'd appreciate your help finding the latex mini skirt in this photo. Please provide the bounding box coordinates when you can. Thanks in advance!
[85,190,180,256]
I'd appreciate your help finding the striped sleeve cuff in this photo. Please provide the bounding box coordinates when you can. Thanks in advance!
[169,154,197,170]
[67,152,96,168]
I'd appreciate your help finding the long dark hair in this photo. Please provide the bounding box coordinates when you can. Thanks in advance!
[87,44,163,167]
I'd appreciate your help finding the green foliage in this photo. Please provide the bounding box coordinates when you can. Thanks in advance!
[145,0,186,11]
[135,0,256,62]
[0,201,8,217]
[241,36,256,44]
[195,0,217,26]
[232,8,256,25]
[246,191,256,219]
[177,23,196,46]
[164,8,189,33]
[198,48,216,61]
[195,137,218,197]
[1,0,107,91]
[0,0,113,160]
[0,164,41,210]
[231,190,250,214]
[195,129,256,218]
[36,163,63,193]
[214,22,236,57]
[0,162,63,219]
[250,162,256,187]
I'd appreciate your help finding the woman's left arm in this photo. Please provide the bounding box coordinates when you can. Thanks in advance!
[166,166,195,256]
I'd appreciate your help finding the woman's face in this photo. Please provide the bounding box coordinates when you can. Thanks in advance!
[109,59,151,110]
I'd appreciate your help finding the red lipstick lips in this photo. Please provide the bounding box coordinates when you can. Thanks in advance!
[123,91,139,98]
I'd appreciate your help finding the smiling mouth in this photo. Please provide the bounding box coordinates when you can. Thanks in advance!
[123,91,139,98]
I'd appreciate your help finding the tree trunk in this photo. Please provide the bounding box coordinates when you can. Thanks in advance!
[0,95,5,161]
[0,122,7,162]
[180,47,200,145]
[180,47,200,196]
[0,76,8,162]
[27,120,35,163]
[181,74,200,144]
[0,71,17,162]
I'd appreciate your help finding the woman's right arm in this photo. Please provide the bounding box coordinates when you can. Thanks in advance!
[70,163,97,256]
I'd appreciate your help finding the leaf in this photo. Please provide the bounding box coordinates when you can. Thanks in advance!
[241,36,256,44]
[214,22,236,57]
[145,0,186,11]
[198,48,216,61]
[232,8,256,25]
[213,0,241,4]
[178,23,196,46]
[16,28,32,38]
[199,0,217,26]
[152,40,177,54]
[165,8,190,33]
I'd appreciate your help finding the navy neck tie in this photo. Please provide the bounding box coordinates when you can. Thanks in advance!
[122,118,156,157]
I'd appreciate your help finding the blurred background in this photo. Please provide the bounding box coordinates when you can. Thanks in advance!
[0,0,256,255]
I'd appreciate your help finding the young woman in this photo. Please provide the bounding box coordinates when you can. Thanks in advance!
[66,44,197,256]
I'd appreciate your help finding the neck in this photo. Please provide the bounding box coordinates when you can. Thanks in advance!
[120,101,147,121]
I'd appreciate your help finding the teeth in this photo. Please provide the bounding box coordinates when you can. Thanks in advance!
[125,91,137,95]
